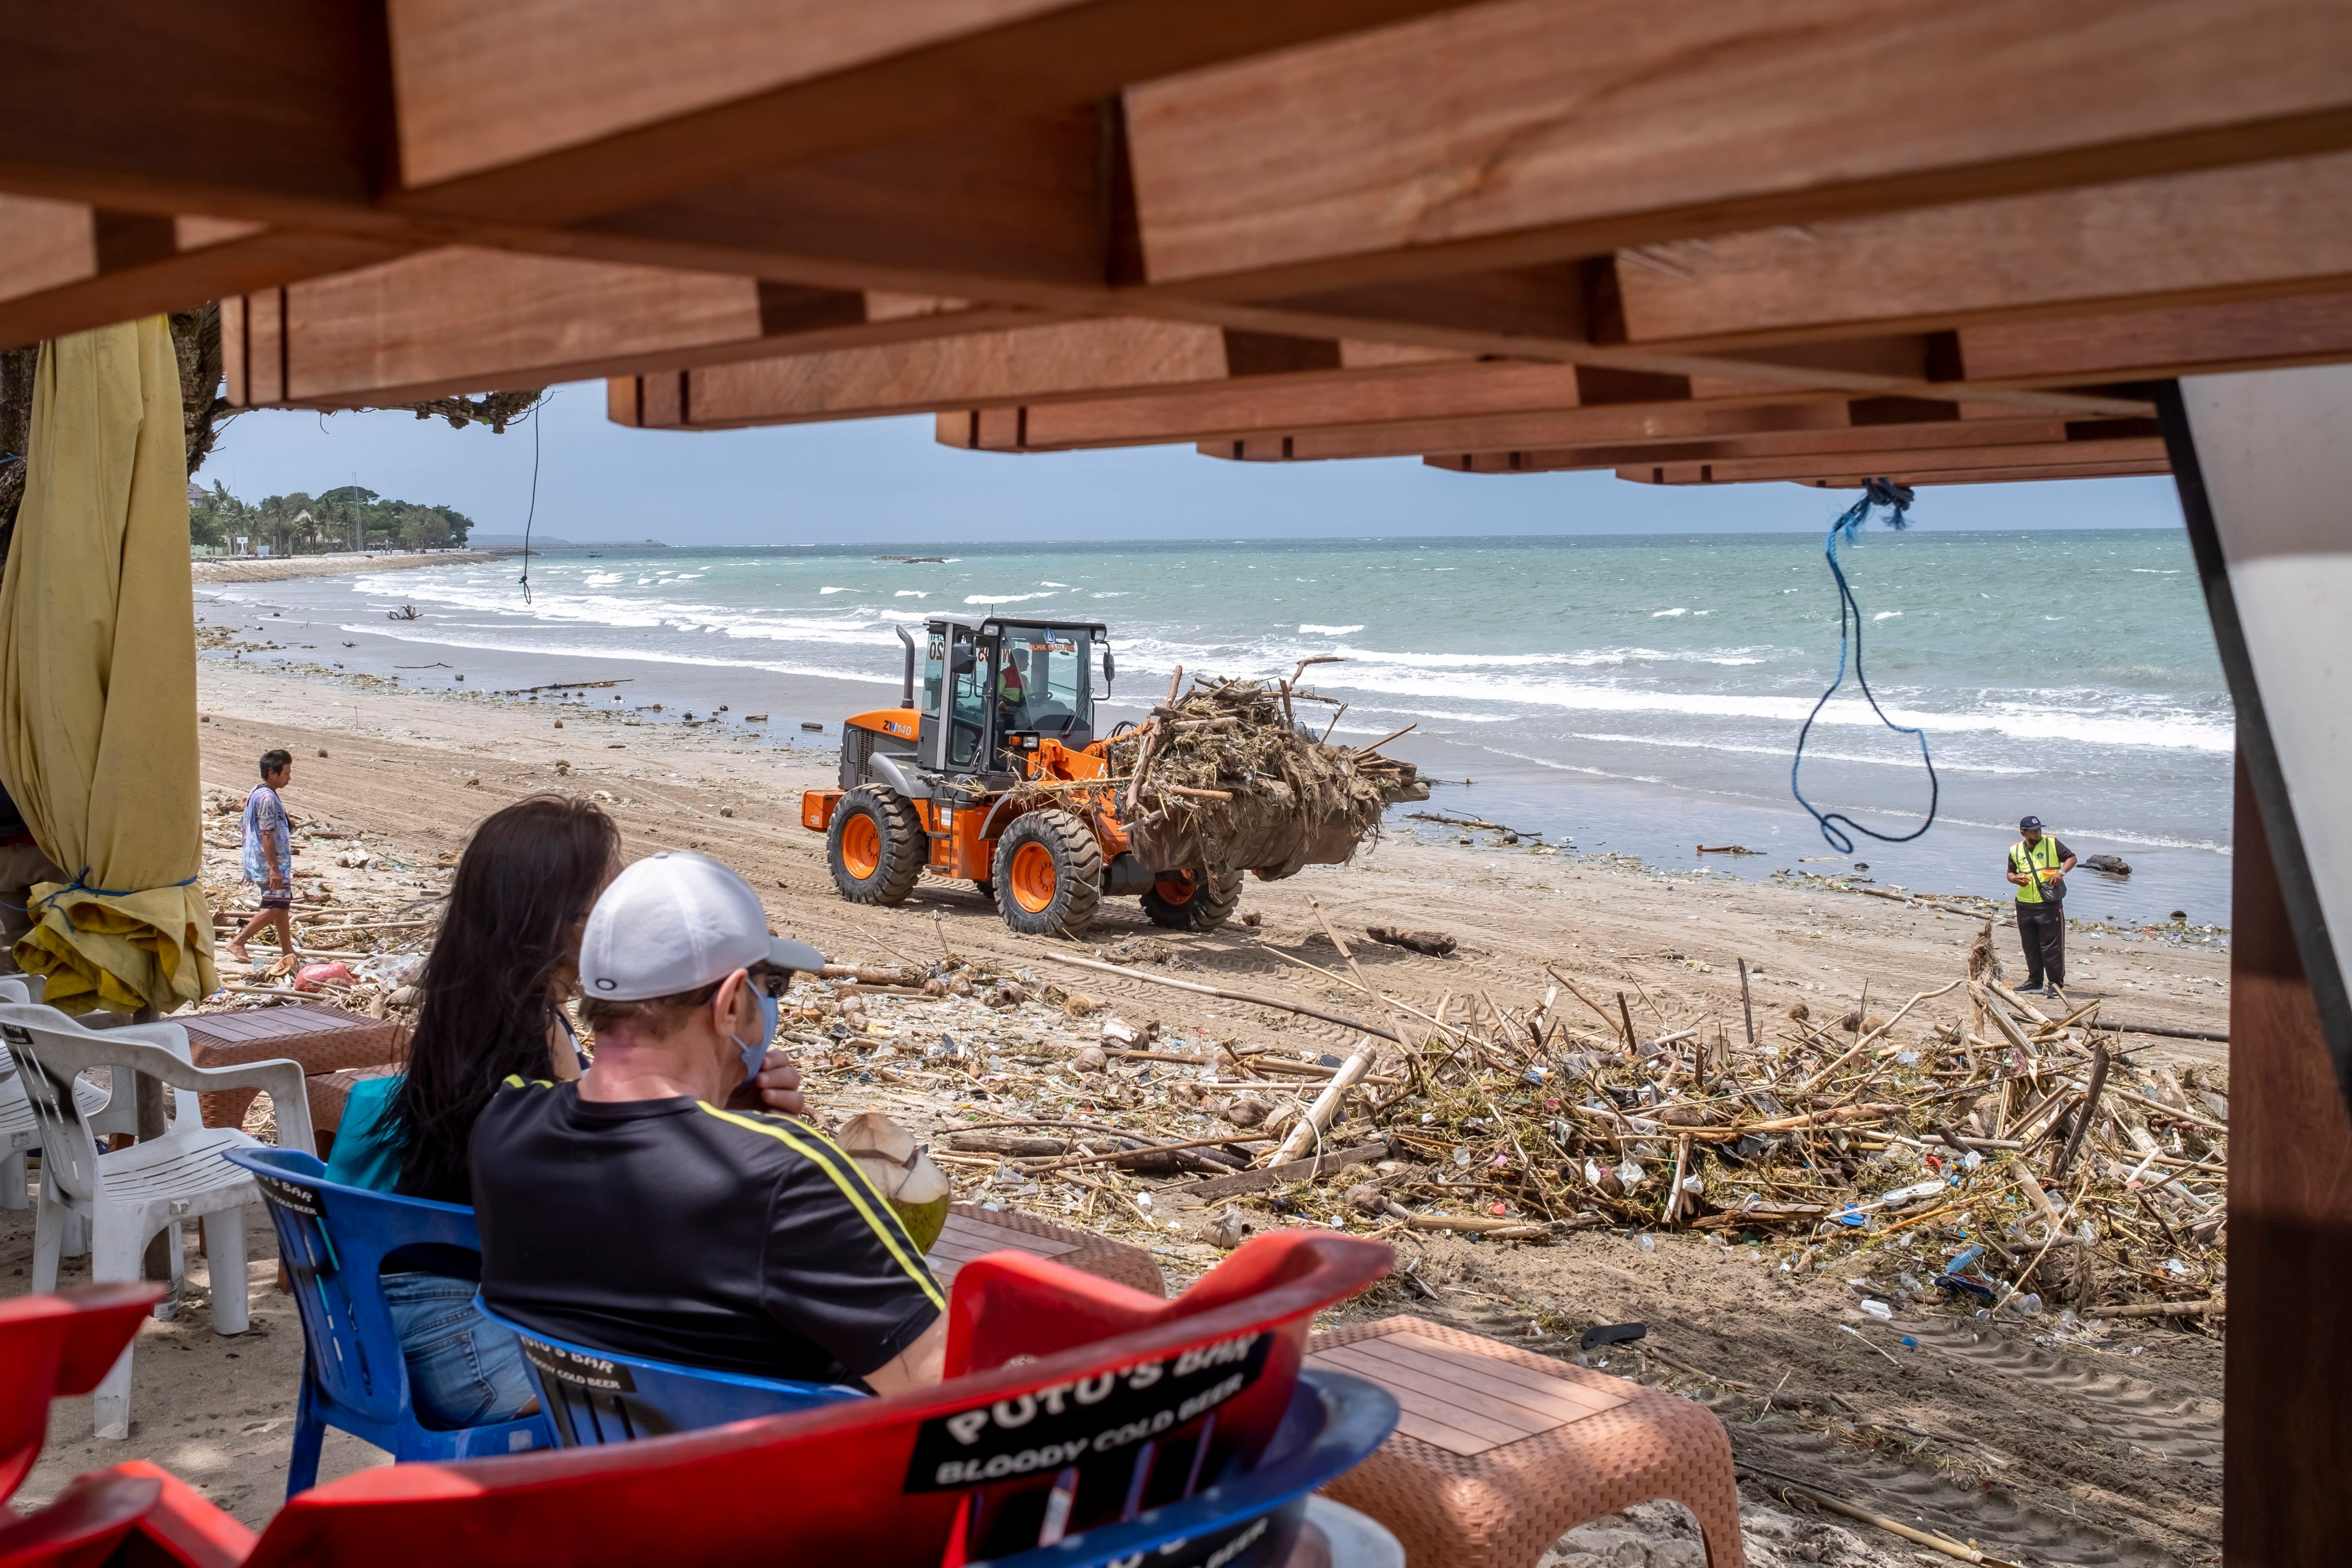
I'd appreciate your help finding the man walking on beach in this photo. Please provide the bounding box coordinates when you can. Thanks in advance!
[226,750,295,965]
[2006,815,2076,994]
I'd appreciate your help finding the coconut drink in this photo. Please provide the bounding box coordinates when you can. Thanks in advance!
[836,1111,952,1253]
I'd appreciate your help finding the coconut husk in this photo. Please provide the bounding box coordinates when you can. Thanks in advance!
[1115,677,1426,876]
[836,1110,952,1252]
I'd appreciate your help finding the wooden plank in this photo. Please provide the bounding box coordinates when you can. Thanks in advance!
[1785,460,2172,488]
[632,321,1467,429]
[1621,437,2168,485]
[0,2,392,219]
[1123,0,2352,293]
[926,364,1890,454]
[387,0,1494,222]
[2222,751,2352,1563]
[1422,411,2091,474]
[1957,292,2352,385]
[1608,152,2352,351]
[221,248,1038,409]
[0,196,99,303]
[0,209,401,354]
[1201,398,1865,464]
[1428,412,2157,474]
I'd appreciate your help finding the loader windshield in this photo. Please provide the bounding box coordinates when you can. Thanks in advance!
[1001,625,1090,739]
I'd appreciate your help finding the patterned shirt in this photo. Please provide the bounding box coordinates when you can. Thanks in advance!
[241,785,291,887]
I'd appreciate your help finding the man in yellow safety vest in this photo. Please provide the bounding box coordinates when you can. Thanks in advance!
[2006,815,2077,994]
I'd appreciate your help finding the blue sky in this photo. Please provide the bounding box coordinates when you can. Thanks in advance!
[199,380,2188,545]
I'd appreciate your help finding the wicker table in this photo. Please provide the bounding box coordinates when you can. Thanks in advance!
[181,1003,405,1134]
[929,1202,1167,1299]
[1308,1316,1744,1568]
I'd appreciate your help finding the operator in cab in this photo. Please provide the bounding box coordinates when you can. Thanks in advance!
[997,643,1032,733]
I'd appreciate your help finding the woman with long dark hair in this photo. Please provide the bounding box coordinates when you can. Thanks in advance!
[325,794,619,1426]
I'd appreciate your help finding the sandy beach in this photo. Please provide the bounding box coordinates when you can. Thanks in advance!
[7,630,2231,1566]
[192,551,493,584]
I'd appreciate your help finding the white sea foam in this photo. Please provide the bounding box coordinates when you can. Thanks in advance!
[1652,608,1689,618]
[1873,611,1902,621]
[1299,623,1365,635]
[965,592,1057,604]
[895,590,928,597]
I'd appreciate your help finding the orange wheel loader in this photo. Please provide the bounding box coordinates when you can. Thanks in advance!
[802,617,1240,936]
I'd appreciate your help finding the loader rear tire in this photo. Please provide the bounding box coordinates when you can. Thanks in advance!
[1141,849,1242,932]
[993,809,1103,936]
[828,786,924,906]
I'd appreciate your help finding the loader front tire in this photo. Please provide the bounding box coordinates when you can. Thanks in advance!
[992,809,1103,936]
[828,786,924,905]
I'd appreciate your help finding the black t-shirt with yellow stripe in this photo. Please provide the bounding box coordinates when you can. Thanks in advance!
[470,1079,943,1385]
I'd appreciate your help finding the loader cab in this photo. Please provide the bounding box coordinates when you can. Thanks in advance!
[918,616,1108,775]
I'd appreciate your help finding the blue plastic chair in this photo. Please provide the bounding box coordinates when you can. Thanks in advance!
[474,1299,866,1447]
[222,1148,555,1495]
[986,1368,1398,1568]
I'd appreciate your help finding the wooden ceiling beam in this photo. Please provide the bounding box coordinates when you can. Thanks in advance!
[0,199,404,352]
[218,246,1039,410]
[384,0,1493,225]
[1615,437,2169,486]
[1600,152,2352,352]
[1773,460,2172,486]
[1181,397,1947,464]
[0,2,394,222]
[1955,290,2352,385]
[1122,0,2352,296]
[926,362,1878,453]
[617,320,1465,431]
[0,0,1483,226]
[1203,397,2099,464]
[1420,414,2154,473]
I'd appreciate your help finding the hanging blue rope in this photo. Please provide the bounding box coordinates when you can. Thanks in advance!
[1790,477,1937,853]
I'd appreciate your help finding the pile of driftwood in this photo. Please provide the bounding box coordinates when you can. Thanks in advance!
[1112,665,1427,878]
[790,904,2227,1324]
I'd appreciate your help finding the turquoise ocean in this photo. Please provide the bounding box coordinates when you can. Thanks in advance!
[208,528,2233,925]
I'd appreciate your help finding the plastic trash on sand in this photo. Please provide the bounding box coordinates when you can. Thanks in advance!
[294,962,353,992]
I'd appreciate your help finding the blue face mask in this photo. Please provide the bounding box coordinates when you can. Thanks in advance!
[733,987,780,1088]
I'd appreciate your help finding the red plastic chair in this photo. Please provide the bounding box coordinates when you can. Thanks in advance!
[0,1285,259,1568]
[0,1462,253,1568]
[0,1283,162,1502]
[0,1233,1393,1568]
[233,1231,1391,1568]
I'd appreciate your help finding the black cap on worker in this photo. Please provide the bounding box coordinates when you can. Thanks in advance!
[2019,815,2044,833]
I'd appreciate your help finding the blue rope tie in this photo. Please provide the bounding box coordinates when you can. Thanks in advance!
[34,868,199,913]
[1790,478,1938,854]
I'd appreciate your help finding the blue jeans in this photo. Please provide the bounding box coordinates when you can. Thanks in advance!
[382,1273,536,1428]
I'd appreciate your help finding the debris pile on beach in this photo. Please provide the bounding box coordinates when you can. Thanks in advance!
[1113,669,1428,878]
[771,906,2227,1328]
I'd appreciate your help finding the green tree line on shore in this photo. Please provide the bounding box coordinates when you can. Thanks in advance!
[191,482,476,555]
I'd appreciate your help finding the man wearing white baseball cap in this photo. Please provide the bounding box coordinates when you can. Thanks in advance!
[471,851,947,1394]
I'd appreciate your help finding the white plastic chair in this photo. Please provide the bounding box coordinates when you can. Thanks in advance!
[2,1002,315,1438]
[0,974,129,1215]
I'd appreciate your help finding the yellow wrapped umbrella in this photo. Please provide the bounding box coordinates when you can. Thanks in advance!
[0,317,218,1013]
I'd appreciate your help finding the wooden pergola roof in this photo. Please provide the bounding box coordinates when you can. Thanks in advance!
[7,2,2352,488]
